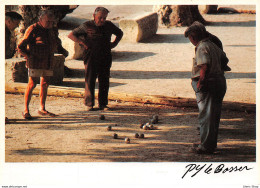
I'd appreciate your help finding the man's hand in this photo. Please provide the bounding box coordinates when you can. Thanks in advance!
[197,80,202,90]
[197,79,205,91]
[197,64,208,91]
[68,32,88,50]
[110,31,123,49]
[79,41,88,50]
[110,42,117,49]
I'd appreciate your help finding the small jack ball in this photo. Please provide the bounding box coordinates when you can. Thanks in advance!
[100,115,105,120]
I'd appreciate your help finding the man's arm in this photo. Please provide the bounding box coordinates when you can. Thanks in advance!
[17,25,34,60]
[111,30,123,49]
[197,64,208,91]
[68,32,88,50]
[53,27,68,57]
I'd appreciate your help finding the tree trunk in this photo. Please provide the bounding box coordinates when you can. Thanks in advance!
[16,6,41,56]
[5,82,256,113]
[155,5,206,27]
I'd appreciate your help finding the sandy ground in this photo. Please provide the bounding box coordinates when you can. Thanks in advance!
[61,5,256,104]
[5,5,256,162]
[5,94,256,162]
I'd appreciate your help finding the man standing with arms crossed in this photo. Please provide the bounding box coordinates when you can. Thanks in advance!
[68,7,123,111]
[18,9,60,119]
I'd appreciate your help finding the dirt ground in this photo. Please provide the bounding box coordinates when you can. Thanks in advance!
[5,5,256,162]
[62,5,256,104]
[5,94,256,162]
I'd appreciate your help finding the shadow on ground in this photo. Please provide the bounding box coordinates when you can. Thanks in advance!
[7,104,256,162]
[209,20,256,27]
[140,34,190,44]
[63,68,256,80]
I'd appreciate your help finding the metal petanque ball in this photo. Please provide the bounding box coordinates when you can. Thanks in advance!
[139,133,144,138]
[140,123,144,129]
[151,115,159,124]
[143,125,150,130]
[113,133,118,139]
[149,124,154,130]
[125,137,130,144]
[153,115,159,121]
[100,114,105,120]
[107,125,112,131]
[135,133,139,138]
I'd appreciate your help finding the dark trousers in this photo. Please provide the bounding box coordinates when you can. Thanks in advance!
[84,62,110,107]
[192,75,226,151]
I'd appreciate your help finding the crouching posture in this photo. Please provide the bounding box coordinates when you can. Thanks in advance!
[184,21,229,154]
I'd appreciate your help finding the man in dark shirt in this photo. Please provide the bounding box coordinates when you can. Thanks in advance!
[68,7,123,111]
[5,11,23,59]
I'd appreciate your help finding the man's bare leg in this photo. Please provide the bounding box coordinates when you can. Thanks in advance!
[39,76,50,112]
[24,77,37,114]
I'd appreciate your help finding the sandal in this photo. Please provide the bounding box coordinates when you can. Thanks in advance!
[38,110,56,117]
[22,112,33,120]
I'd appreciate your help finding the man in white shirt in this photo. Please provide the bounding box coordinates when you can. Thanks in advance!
[185,21,229,154]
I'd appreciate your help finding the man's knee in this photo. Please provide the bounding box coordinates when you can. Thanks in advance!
[28,77,37,89]
[41,77,50,87]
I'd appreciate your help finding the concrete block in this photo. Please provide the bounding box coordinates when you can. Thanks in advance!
[50,54,65,85]
[119,12,158,42]
[5,58,28,83]
[59,31,85,60]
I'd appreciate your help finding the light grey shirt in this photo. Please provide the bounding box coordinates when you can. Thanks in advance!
[192,38,225,78]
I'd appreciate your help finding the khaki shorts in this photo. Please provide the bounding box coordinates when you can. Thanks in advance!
[28,69,53,77]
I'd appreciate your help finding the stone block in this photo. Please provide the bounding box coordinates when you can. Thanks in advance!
[50,54,65,85]
[119,12,158,42]
[5,58,28,83]
[59,31,85,60]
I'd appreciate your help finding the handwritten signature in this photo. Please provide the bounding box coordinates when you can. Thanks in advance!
[182,163,253,178]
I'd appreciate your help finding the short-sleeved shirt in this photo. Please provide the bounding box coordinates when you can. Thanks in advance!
[191,39,226,78]
[72,20,123,63]
[18,23,57,70]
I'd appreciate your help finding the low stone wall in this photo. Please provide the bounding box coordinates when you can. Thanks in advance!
[5,54,65,85]
[119,12,158,42]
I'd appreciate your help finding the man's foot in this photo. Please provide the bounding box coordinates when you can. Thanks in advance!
[99,105,110,111]
[22,112,33,120]
[38,110,56,117]
[190,146,214,154]
[86,106,94,111]
[192,143,200,148]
